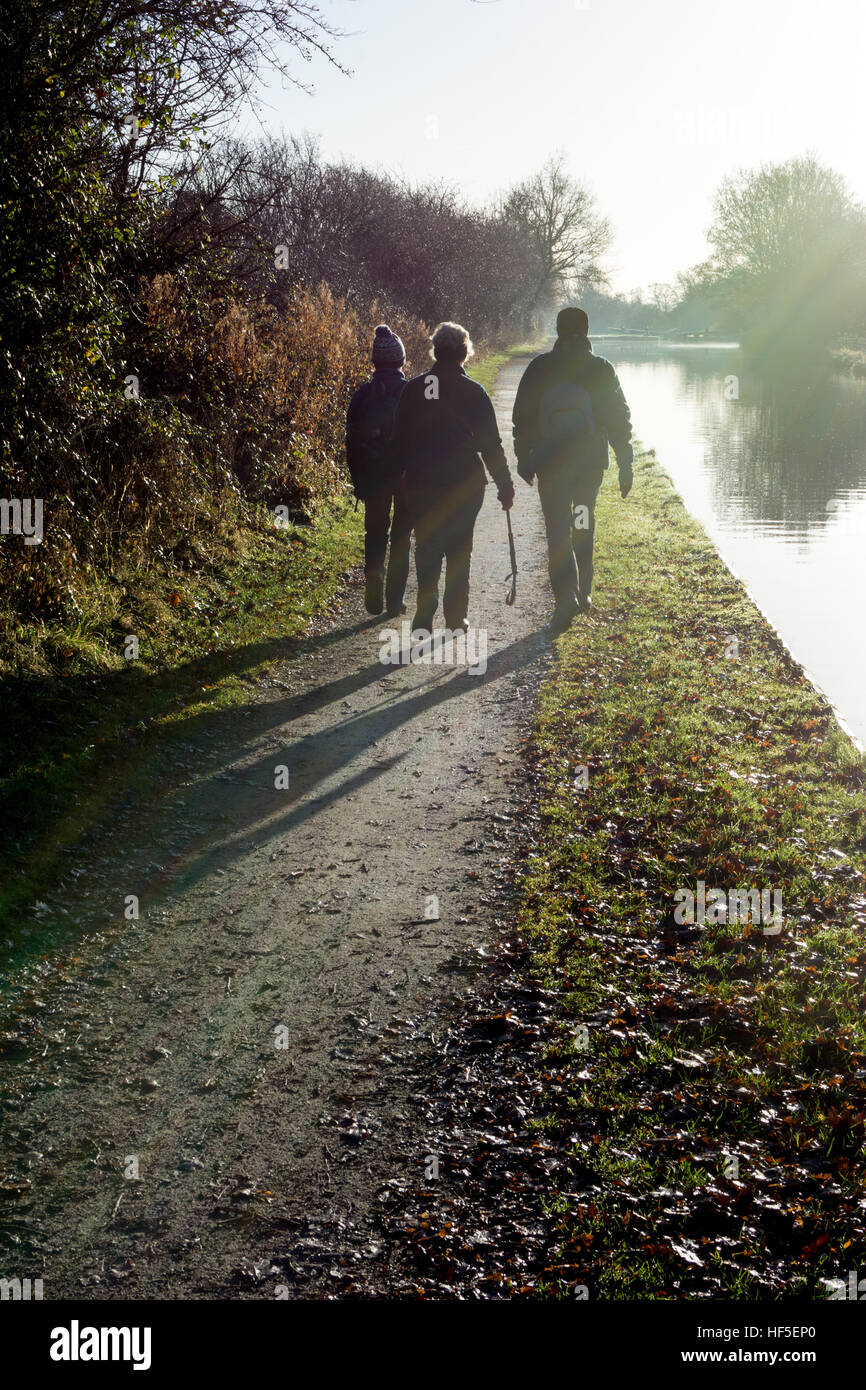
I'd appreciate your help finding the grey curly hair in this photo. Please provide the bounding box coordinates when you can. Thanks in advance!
[430,321,474,363]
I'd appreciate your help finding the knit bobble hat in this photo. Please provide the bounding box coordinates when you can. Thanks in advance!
[371,323,406,367]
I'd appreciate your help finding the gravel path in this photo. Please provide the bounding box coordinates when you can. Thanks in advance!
[0,356,555,1298]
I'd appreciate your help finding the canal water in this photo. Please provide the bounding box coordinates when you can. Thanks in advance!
[593,338,866,746]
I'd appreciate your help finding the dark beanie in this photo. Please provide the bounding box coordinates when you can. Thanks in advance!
[556,306,589,338]
[371,323,406,367]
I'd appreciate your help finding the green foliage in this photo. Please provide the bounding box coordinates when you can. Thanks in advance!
[0,496,364,952]
[0,1,348,631]
[695,156,866,352]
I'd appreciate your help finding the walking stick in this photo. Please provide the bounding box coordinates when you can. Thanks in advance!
[505,509,517,606]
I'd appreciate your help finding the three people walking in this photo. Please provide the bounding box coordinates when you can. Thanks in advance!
[345,307,633,636]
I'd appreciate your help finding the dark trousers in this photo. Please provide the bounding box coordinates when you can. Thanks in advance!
[537,461,603,606]
[364,486,411,610]
[408,480,485,630]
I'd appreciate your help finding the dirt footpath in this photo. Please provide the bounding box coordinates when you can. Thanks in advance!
[0,357,554,1299]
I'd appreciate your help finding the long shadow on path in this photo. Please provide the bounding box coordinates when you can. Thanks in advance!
[134,626,548,906]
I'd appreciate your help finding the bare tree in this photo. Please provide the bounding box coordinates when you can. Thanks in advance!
[649,282,679,314]
[500,155,612,309]
[2,1,345,194]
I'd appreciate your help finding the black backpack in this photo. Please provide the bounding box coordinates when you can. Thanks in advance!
[357,378,399,473]
[531,358,598,474]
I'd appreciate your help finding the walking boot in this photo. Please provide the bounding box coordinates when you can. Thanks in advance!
[548,599,578,635]
[365,571,384,615]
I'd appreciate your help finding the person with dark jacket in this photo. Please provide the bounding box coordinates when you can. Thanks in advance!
[391,321,514,634]
[345,324,411,615]
[512,305,634,632]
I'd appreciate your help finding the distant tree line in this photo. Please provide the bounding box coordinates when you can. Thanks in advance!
[185,137,610,344]
[583,156,866,355]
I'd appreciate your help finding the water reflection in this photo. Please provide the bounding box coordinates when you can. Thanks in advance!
[595,340,866,744]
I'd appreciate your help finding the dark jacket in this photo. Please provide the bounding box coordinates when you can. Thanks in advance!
[392,361,511,496]
[345,366,406,498]
[512,336,633,479]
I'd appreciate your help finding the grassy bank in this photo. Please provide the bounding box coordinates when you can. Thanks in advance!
[518,445,866,1298]
[468,342,546,394]
[0,498,364,947]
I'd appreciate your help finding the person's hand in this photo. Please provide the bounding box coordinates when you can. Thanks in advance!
[516,457,535,486]
[619,468,633,498]
[498,481,515,511]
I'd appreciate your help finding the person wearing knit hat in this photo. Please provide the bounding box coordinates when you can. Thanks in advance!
[346,325,410,615]
[511,305,634,634]
[371,323,406,369]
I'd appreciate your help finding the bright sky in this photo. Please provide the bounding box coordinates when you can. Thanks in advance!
[242,0,866,296]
